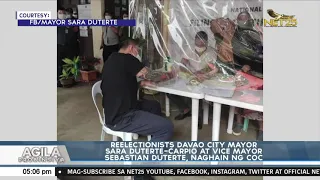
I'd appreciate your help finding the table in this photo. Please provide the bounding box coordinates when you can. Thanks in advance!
[144,79,206,141]
[144,78,263,143]
[205,90,263,141]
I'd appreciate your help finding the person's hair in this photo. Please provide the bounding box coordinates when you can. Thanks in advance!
[120,38,140,49]
[58,6,65,11]
[66,8,73,14]
[104,10,112,15]
[195,31,208,42]
[237,11,252,20]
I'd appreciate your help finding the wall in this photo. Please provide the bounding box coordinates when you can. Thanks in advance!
[91,0,104,58]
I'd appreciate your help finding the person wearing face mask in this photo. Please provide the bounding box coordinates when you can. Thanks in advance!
[211,13,263,140]
[100,11,119,63]
[57,6,66,20]
[231,12,263,140]
[64,8,79,60]
[232,11,263,75]
[210,14,263,77]
[166,31,218,123]
[57,6,67,87]
[65,8,73,19]
[182,31,218,78]
[101,39,175,180]
[119,12,129,43]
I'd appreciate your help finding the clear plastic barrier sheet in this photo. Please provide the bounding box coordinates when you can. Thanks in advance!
[129,0,263,103]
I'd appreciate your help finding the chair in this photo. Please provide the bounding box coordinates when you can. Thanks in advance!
[227,107,254,134]
[92,81,151,180]
[92,81,151,142]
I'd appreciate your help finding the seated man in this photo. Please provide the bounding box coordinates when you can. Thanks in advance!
[101,39,175,180]
[167,31,217,121]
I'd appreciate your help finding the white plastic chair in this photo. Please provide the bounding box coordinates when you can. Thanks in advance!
[92,81,151,142]
[92,81,151,180]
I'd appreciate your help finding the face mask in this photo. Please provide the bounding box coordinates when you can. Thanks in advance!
[66,14,71,19]
[133,48,141,60]
[123,17,128,20]
[73,14,78,18]
[195,46,206,53]
[105,16,111,20]
[135,54,142,61]
[58,14,66,19]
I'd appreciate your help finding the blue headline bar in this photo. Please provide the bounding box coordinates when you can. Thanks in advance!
[2,141,320,161]
[17,19,136,26]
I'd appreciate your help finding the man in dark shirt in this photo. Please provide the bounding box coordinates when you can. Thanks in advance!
[65,8,79,59]
[119,12,129,43]
[101,38,174,179]
[101,39,174,180]
[57,6,67,87]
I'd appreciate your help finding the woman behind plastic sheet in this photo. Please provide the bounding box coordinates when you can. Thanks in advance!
[167,31,218,125]
[210,11,263,140]
[100,11,119,62]
[231,11,264,141]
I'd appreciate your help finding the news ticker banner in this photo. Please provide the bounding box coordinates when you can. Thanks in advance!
[1,167,320,176]
[0,141,319,166]
[16,11,135,26]
[56,167,320,176]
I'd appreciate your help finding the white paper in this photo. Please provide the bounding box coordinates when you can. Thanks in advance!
[79,26,87,30]
[80,29,88,37]
[77,4,91,19]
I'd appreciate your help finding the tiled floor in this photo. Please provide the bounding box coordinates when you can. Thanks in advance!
[57,84,262,180]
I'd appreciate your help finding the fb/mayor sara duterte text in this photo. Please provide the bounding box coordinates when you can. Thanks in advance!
[105,141,263,161]
[28,19,118,26]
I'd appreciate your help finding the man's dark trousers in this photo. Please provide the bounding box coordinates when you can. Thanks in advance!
[108,100,174,141]
[166,94,204,125]
[166,94,190,113]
